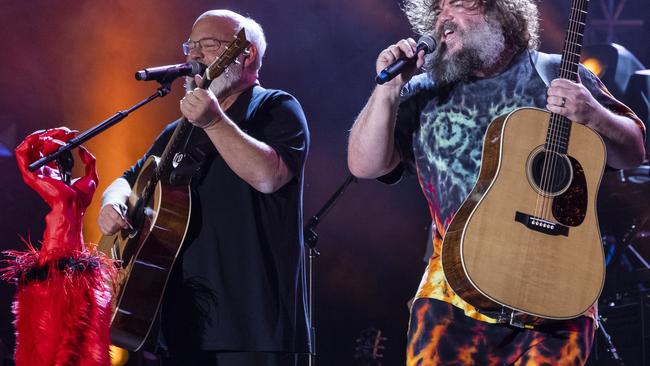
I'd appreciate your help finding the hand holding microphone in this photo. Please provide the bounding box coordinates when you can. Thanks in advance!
[375,36,436,85]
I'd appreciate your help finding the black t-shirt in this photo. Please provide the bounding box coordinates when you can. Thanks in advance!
[122,85,311,353]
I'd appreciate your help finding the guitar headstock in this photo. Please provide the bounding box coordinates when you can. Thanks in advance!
[204,28,250,82]
[354,328,386,366]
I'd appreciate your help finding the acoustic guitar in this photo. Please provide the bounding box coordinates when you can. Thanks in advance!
[98,29,250,351]
[441,0,606,322]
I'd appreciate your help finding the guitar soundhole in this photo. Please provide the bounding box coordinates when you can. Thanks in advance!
[527,149,573,197]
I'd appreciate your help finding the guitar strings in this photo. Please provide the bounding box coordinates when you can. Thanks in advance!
[549,0,584,220]
[544,0,582,220]
[543,0,575,220]
[536,0,571,219]
[535,0,585,222]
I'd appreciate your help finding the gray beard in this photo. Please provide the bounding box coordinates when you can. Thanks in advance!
[425,15,506,87]
[184,61,242,98]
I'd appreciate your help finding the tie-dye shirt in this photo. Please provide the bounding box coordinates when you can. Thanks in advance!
[387,50,644,323]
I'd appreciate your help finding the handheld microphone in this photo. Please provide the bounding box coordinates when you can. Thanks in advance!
[135,60,206,82]
[375,35,436,85]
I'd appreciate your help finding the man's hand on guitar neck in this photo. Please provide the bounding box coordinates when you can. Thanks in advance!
[546,78,605,125]
[546,77,645,170]
[180,74,227,130]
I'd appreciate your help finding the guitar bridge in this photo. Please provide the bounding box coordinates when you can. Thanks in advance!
[514,211,569,236]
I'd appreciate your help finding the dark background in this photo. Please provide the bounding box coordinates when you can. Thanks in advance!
[1,1,649,365]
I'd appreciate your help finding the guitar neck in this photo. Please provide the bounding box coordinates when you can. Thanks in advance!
[558,0,590,82]
[546,0,591,154]
[129,118,191,210]
[155,119,193,183]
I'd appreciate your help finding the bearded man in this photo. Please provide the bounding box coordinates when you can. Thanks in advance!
[98,10,310,366]
[348,0,645,364]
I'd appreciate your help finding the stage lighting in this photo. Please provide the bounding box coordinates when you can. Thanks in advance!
[582,43,649,146]
[0,121,15,158]
[581,43,645,101]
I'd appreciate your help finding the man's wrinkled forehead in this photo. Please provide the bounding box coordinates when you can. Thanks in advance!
[431,0,483,12]
[191,14,239,37]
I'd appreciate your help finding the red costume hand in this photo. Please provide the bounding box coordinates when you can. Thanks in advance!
[14,127,99,260]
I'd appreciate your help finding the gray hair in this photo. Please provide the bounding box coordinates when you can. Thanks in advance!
[402,0,539,51]
[196,10,267,71]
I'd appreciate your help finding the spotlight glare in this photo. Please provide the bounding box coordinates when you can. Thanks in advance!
[582,57,604,77]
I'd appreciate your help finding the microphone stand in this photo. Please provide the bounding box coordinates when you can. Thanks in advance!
[596,315,624,365]
[303,174,357,366]
[28,82,173,175]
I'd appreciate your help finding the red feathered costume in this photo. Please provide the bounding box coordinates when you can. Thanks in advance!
[2,128,115,366]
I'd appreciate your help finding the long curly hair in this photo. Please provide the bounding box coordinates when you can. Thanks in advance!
[402,0,540,51]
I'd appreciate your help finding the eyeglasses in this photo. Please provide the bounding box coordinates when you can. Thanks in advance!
[181,37,229,55]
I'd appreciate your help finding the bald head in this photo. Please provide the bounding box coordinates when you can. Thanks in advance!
[195,10,267,71]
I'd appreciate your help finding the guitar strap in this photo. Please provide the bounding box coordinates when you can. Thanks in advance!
[168,126,216,186]
[168,85,257,186]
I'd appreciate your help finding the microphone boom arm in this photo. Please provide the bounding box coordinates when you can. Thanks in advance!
[28,82,173,172]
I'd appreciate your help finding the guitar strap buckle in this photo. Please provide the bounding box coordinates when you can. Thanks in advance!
[508,311,528,329]
[489,307,537,330]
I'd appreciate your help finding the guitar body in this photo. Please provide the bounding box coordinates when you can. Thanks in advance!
[441,107,606,320]
[99,156,191,351]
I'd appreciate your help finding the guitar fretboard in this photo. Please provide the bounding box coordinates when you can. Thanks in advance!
[545,0,590,154]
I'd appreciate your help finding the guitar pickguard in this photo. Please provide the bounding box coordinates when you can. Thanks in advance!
[552,156,587,227]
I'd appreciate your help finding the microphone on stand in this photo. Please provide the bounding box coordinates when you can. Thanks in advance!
[375,35,436,85]
[135,60,206,82]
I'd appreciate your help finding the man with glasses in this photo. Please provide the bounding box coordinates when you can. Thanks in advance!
[98,9,310,366]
